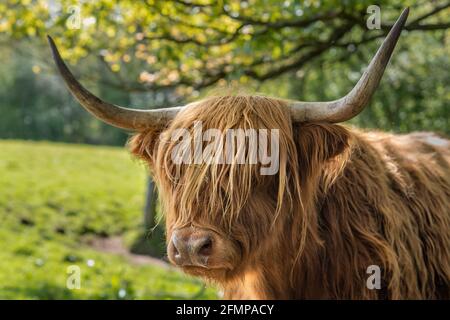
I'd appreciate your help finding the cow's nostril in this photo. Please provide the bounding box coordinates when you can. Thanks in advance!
[173,244,180,258]
[197,237,213,257]
[170,233,187,265]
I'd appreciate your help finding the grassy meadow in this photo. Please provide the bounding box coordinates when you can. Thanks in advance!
[0,140,216,299]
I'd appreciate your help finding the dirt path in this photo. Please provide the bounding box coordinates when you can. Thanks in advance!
[88,236,172,269]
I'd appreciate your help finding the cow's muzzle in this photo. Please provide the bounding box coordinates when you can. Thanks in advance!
[168,227,216,267]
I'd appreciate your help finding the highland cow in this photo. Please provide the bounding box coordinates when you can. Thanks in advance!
[48,8,450,299]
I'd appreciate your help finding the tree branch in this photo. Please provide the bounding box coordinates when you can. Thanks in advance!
[408,2,450,25]
[86,4,450,94]
[244,23,355,81]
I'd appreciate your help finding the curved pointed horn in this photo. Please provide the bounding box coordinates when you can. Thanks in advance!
[47,35,181,131]
[289,7,409,123]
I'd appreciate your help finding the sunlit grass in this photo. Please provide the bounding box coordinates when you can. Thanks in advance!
[0,140,217,299]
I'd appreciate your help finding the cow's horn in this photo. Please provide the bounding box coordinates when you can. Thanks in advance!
[288,7,409,123]
[47,35,181,131]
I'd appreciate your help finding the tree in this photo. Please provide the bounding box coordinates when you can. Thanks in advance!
[1,0,448,103]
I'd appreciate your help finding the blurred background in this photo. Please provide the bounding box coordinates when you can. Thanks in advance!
[0,0,448,299]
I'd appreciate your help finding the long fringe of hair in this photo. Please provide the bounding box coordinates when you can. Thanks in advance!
[129,95,450,299]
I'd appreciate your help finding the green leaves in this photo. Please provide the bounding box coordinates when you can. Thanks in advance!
[0,0,448,137]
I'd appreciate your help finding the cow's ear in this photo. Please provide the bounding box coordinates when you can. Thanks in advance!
[127,128,163,166]
[294,123,351,166]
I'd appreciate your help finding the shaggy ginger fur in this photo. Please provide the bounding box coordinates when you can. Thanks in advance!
[129,95,450,299]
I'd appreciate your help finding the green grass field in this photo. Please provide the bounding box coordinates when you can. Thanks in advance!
[0,140,217,299]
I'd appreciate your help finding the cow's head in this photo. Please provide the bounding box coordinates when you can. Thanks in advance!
[48,9,408,282]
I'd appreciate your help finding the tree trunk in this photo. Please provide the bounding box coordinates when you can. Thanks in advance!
[144,176,158,229]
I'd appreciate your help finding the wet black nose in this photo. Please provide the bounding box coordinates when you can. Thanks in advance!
[169,229,213,266]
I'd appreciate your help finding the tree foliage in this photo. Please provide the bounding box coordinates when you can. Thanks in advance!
[0,0,448,144]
